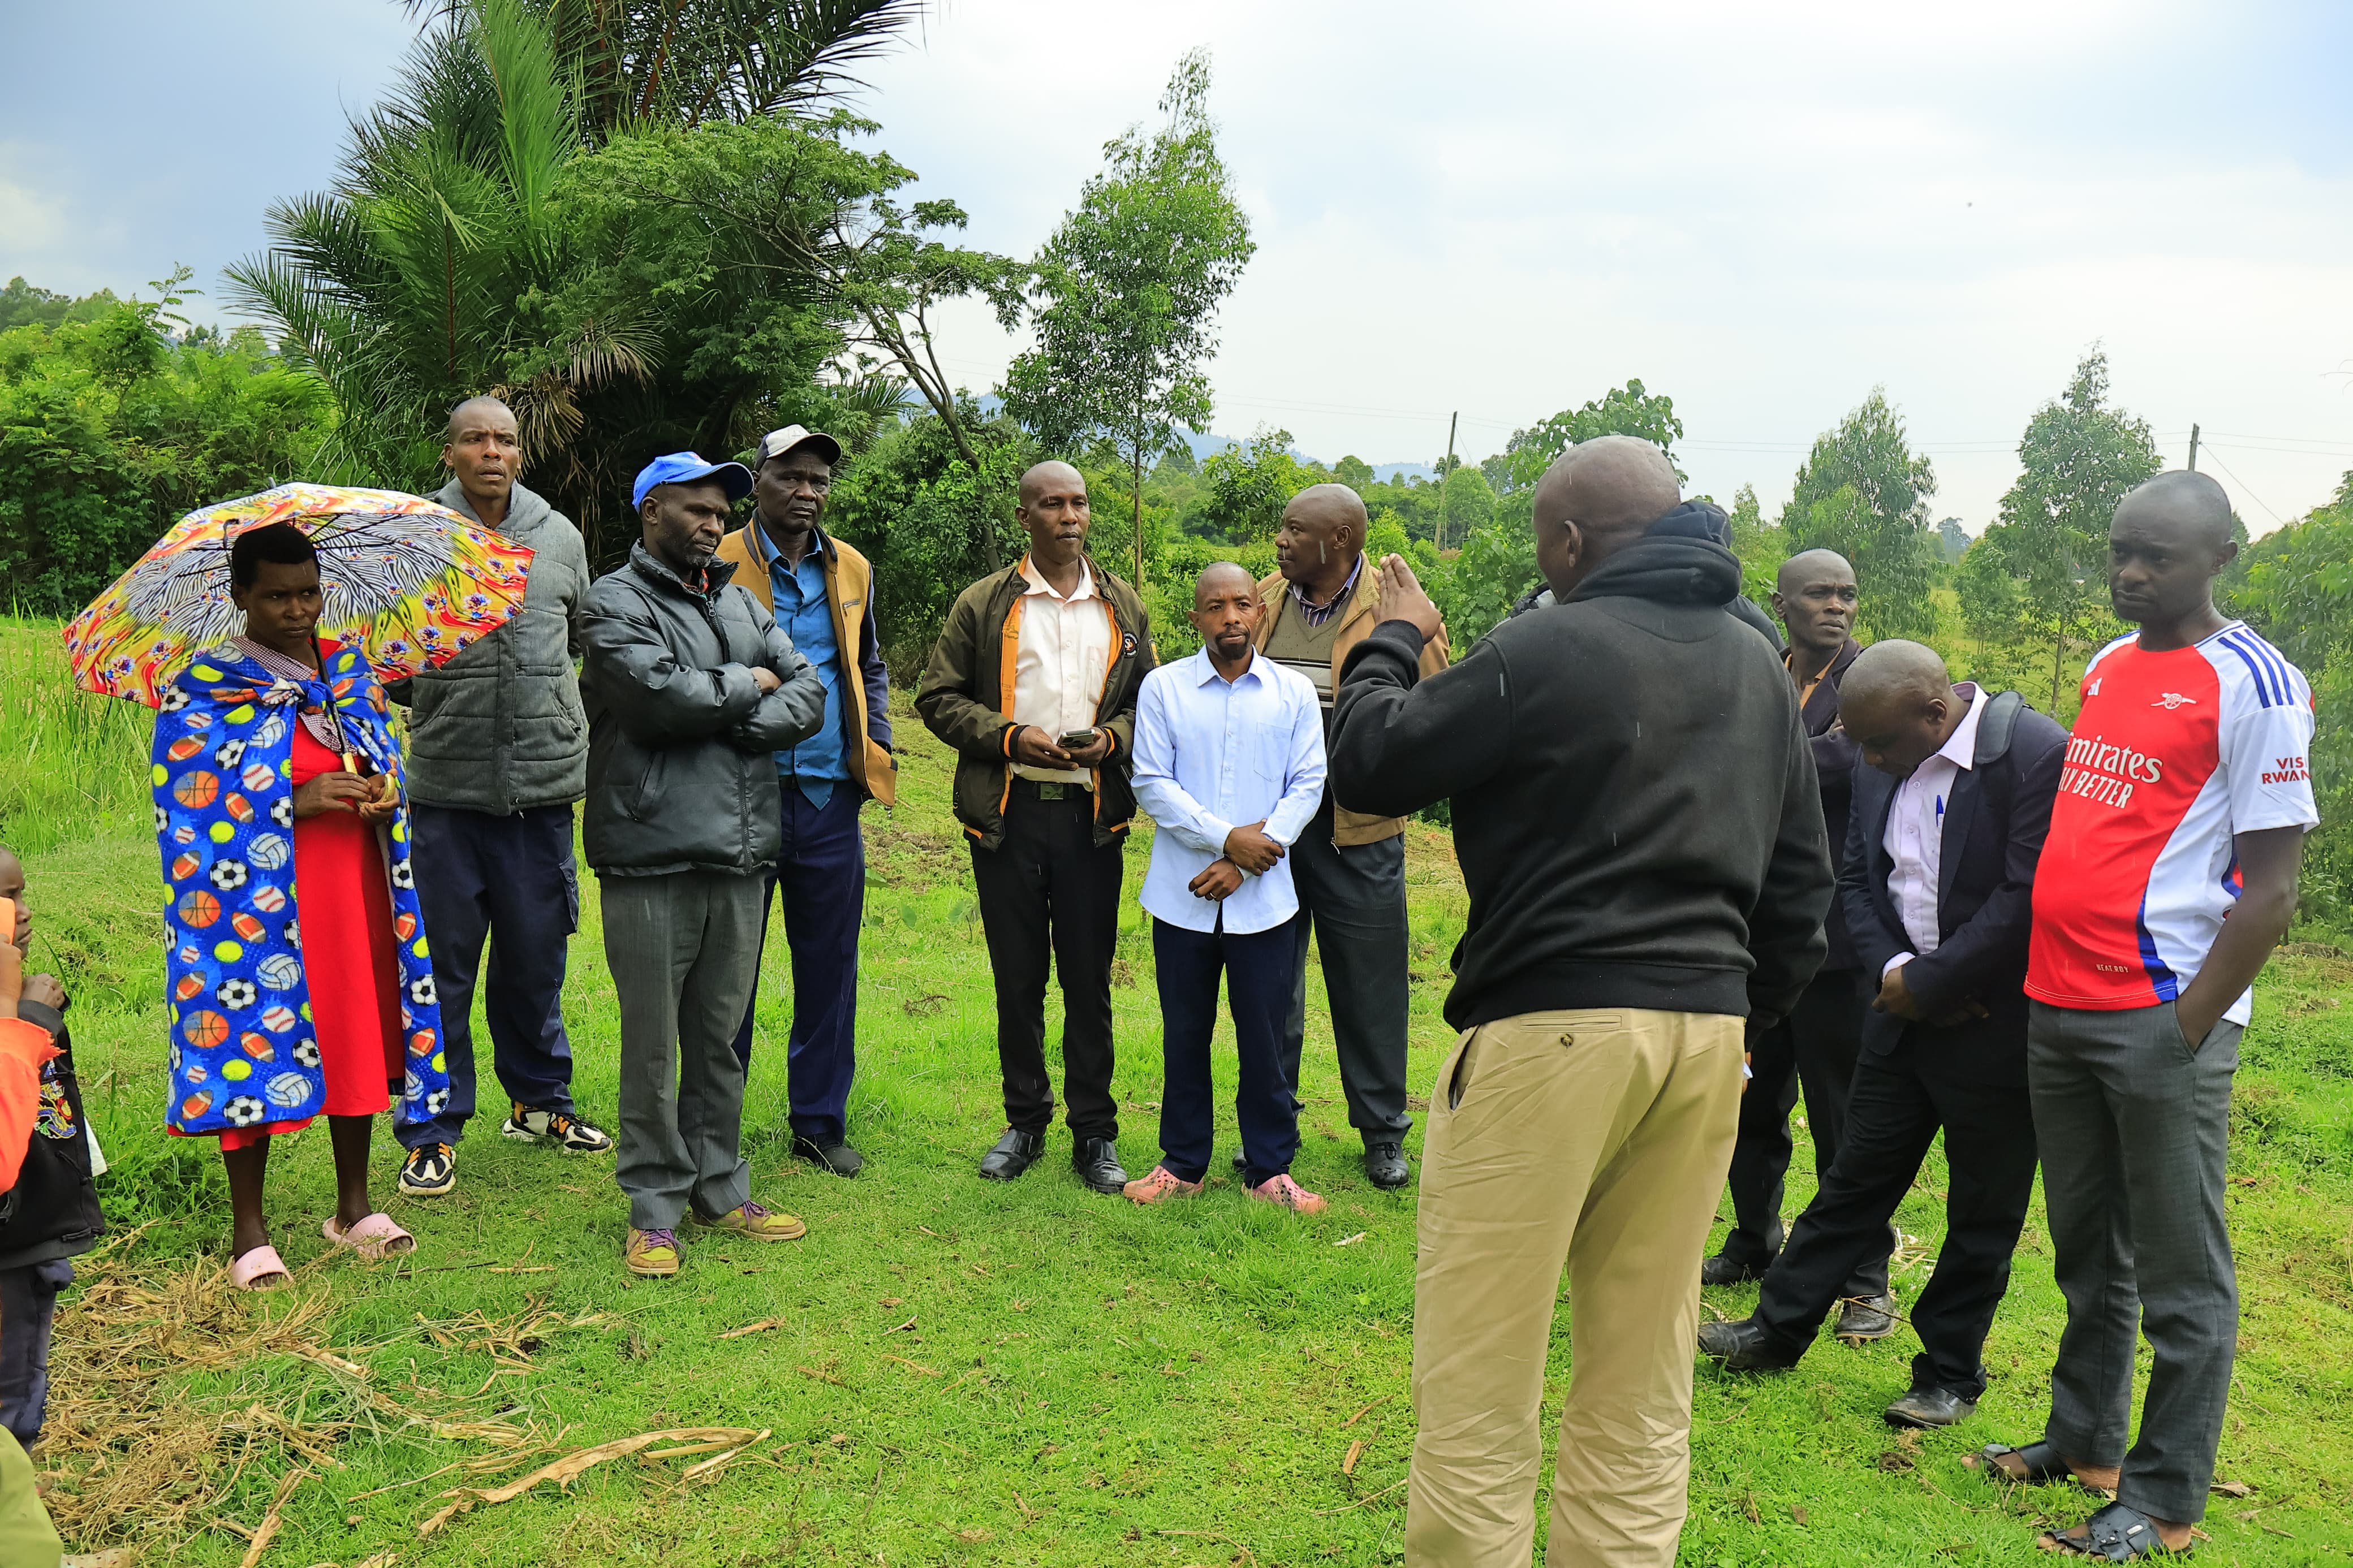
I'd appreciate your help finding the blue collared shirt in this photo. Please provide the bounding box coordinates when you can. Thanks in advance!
[751,519,847,806]
[1131,647,1328,934]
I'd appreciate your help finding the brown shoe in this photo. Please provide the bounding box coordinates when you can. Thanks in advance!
[694,1200,808,1241]
[626,1227,682,1277]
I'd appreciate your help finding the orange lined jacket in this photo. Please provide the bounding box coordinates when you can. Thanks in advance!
[915,556,1156,852]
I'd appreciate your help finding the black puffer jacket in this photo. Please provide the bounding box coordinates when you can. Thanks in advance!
[579,545,826,877]
[1331,504,1834,1030]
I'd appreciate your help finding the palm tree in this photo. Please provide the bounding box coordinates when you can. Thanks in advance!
[400,0,924,140]
[228,0,924,560]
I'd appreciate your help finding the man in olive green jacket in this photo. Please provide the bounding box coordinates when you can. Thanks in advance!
[1253,483,1451,1189]
[916,462,1155,1195]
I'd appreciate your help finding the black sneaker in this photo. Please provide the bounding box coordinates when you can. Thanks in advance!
[502,1103,614,1153]
[794,1135,863,1178]
[399,1141,456,1198]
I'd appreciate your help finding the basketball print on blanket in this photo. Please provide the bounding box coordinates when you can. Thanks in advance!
[150,642,448,1135]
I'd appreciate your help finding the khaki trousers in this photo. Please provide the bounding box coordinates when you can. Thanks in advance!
[1407,1008,1743,1568]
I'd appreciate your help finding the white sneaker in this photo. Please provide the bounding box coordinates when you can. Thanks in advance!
[501,1102,613,1153]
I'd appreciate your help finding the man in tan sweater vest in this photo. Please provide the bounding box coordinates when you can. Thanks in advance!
[1252,483,1450,1188]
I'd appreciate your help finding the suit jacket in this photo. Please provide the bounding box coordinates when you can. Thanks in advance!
[1799,638,1865,970]
[1839,691,2068,1081]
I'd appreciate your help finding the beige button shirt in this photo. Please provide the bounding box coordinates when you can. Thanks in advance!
[1011,554,1114,785]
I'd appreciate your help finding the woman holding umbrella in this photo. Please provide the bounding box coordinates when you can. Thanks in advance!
[152,523,455,1286]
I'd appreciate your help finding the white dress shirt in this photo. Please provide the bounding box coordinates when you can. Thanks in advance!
[1010,554,1115,785]
[1882,683,1986,974]
[1131,647,1328,935]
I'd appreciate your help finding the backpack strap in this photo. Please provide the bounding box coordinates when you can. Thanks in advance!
[1972,689,2026,766]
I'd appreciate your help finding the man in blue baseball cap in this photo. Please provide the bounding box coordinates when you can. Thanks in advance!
[580,452,826,1278]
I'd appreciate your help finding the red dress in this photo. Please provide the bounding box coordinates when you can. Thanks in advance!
[210,712,406,1149]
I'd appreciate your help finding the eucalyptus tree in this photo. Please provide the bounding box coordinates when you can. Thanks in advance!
[1959,349,2161,706]
[1781,388,1939,640]
[1001,49,1256,588]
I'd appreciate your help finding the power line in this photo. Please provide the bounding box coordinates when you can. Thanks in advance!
[2195,446,2285,524]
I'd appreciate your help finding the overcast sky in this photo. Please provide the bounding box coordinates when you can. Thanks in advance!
[7,0,2351,533]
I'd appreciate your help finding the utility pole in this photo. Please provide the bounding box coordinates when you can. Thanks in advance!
[2188,423,2200,471]
[1438,411,1458,550]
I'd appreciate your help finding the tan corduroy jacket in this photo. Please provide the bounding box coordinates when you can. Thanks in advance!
[1253,563,1451,846]
[714,521,897,806]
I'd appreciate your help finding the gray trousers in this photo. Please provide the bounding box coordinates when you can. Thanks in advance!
[604,870,764,1231]
[2029,999,2241,1525]
[1285,800,1412,1142]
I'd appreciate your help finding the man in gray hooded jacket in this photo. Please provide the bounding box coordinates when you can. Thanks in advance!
[389,396,613,1200]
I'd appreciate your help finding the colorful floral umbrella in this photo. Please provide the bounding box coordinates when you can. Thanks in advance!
[63,483,534,707]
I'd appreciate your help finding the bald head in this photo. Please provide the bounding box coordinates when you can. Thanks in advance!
[2114,470,2233,550]
[1195,560,1255,604]
[2108,469,2238,633]
[1773,548,1859,656]
[1778,549,1855,597]
[1019,460,1085,508]
[1190,560,1261,666]
[1839,640,1967,777]
[1275,482,1368,592]
[443,395,522,522]
[1531,436,1681,598]
[446,395,515,442]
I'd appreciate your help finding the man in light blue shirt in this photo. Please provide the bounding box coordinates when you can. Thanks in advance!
[1124,563,1330,1214]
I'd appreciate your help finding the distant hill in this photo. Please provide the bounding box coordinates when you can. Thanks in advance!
[969,403,1438,483]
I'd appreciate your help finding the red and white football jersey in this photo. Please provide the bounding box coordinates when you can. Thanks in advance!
[2028,621,2317,1025]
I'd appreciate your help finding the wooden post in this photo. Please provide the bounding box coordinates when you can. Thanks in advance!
[1438,411,1458,549]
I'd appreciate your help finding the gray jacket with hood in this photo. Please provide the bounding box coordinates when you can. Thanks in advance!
[388,478,592,813]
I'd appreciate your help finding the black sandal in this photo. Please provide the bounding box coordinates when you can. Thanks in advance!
[1970,1441,2084,1486]
[2041,1502,2189,1560]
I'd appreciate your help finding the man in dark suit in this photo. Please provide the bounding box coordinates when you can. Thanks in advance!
[1704,549,1895,1344]
[1698,640,2066,1429]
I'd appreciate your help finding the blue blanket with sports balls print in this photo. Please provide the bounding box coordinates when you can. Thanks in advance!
[149,641,449,1137]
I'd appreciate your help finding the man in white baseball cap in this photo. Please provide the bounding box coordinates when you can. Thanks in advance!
[714,426,896,1177]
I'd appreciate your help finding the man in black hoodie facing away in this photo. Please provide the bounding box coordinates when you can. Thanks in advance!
[1330,437,1833,1568]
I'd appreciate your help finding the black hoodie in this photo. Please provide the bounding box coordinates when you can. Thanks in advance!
[1330,504,1833,1030]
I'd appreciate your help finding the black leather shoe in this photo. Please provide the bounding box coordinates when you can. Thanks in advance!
[794,1135,863,1178]
[1071,1136,1128,1195]
[1695,1316,1803,1372]
[1884,1384,1978,1429]
[1232,1151,1247,1173]
[977,1127,1044,1181]
[1364,1141,1411,1189]
[1700,1252,1770,1287]
[1835,1293,1899,1344]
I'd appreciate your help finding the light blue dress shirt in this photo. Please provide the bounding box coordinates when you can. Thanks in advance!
[1131,647,1328,935]
[751,520,848,807]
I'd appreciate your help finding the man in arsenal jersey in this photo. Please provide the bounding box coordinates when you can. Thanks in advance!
[1973,471,2314,1561]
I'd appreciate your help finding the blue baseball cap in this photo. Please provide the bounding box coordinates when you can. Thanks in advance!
[632,452,755,511]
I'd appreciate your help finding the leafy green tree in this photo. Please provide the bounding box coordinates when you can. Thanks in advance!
[824,400,1033,669]
[1958,350,2161,707]
[1333,454,1375,492]
[1001,49,1256,589]
[1501,379,1685,492]
[0,282,335,615]
[1439,464,1496,545]
[230,0,937,567]
[1725,481,1785,614]
[1782,388,1937,640]
[1195,427,1314,543]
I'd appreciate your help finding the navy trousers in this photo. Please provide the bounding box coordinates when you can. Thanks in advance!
[1152,913,1302,1187]
[399,802,579,1150]
[729,783,865,1144]
[0,1262,68,1448]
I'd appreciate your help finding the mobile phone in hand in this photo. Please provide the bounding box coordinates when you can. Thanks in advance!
[1057,729,1098,751]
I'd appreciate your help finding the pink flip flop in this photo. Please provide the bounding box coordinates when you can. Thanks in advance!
[229,1245,292,1291]
[322,1212,416,1260]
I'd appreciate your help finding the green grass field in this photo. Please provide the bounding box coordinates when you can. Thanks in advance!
[4,616,2350,1567]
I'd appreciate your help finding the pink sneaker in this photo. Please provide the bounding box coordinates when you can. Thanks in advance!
[1123,1164,1204,1204]
[1249,1172,1327,1215]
